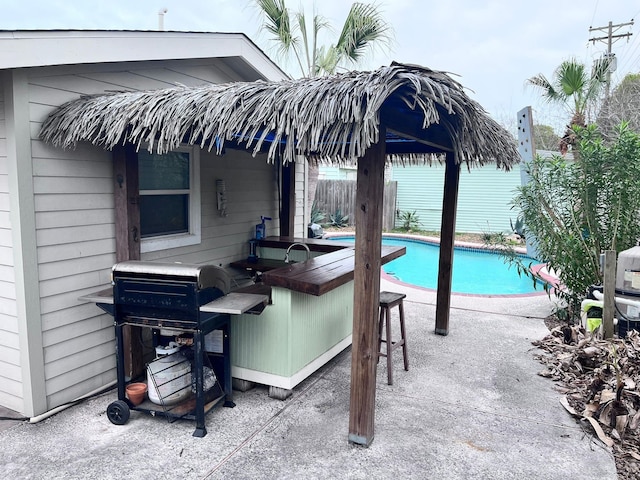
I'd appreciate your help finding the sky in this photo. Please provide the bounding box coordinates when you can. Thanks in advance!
[2,0,639,133]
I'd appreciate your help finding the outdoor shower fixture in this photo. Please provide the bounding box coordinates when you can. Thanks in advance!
[284,243,311,263]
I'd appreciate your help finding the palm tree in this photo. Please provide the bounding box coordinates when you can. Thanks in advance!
[527,58,609,153]
[254,0,392,78]
[254,0,392,222]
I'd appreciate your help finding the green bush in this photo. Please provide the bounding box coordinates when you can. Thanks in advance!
[328,208,349,228]
[397,210,420,231]
[510,217,526,239]
[505,123,640,317]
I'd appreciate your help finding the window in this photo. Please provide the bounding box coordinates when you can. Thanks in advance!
[138,146,201,253]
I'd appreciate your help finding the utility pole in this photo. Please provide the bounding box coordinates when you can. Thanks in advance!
[588,20,634,98]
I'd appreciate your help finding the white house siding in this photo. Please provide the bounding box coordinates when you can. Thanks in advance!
[294,157,306,237]
[18,59,290,414]
[0,86,23,412]
[143,148,280,267]
[392,163,523,233]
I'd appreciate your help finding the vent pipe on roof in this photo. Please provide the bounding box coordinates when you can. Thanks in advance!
[158,8,168,31]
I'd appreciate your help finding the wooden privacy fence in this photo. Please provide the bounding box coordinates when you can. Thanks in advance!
[314,180,397,231]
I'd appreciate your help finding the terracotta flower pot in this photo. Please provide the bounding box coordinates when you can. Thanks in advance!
[125,382,148,406]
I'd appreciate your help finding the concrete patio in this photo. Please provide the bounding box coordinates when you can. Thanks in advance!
[0,281,617,479]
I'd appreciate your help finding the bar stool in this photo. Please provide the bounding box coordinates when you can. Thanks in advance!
[378,291,409,385]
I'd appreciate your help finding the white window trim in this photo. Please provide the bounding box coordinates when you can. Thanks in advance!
[140,146,201,253]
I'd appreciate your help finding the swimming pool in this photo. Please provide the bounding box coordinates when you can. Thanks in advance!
[329,235,543,295]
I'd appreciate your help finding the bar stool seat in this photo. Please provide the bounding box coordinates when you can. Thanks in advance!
[378,291,409,385]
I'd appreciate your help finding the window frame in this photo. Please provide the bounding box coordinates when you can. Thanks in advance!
[139,146,201,253]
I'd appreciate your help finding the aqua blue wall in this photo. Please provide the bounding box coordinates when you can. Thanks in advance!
[319,166,357,180]
[391,163,524,233]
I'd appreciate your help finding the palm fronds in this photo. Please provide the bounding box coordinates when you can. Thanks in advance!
[335,2,392,65]
[40,63,518,170]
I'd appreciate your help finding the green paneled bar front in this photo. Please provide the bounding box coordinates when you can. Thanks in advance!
[229,237,405,398]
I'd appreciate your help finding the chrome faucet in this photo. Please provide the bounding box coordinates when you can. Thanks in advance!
[284,242,311,263]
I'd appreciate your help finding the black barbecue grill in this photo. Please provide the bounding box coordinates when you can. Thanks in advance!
[112,261,231,328]
[104,261,236,437]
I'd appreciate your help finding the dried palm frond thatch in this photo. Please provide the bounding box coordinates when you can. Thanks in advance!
[40,62,517,169]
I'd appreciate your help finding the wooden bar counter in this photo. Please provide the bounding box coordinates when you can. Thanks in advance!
[229,236,405,398]
[259,238,405,296]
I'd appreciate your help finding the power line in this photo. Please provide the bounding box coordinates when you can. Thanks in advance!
[615,19,640,75]
[616,35,640,75]
[590,0,599,25]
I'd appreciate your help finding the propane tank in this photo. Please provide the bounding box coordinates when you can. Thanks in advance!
[147,342,191,405]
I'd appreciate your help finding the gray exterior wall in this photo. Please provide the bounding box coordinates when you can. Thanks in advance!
[0,57,298,416]
[0,76,23,412]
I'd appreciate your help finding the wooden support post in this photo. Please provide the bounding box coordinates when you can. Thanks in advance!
[280,161,296,237]
[348,129,386,447]
[113,145,140,263]
[113,145,143,380]
[435,152,460,336]
[603,250,616,339]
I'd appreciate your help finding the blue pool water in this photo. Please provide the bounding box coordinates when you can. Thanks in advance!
[331,236,543,295]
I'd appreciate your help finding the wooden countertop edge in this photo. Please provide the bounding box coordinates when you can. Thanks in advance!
[261,244,405,296]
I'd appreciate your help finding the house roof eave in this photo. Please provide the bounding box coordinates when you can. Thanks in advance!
[0,30,287,81]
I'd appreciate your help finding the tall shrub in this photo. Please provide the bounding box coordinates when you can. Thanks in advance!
[513,123,640,315]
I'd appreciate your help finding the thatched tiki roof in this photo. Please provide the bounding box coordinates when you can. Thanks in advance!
[40,62,519,448]
[40,62,517,168]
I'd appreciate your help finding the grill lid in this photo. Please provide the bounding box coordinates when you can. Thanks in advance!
[112,261,231,293]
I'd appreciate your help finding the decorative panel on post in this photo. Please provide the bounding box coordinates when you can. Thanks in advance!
[435,152,460,336]
[348,128,386,447]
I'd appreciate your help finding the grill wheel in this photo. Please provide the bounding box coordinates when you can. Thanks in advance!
[106,400,130,425]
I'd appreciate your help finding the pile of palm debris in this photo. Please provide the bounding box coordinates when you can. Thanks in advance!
[533,324,640,479]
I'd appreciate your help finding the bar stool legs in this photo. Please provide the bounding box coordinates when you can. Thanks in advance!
[378,291,409,385]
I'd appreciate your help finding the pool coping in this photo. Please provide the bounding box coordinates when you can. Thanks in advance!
[323,231,553,297]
